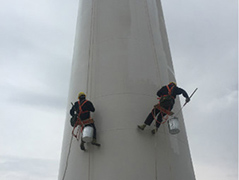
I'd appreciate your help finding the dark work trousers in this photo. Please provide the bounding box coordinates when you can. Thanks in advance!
[144,106,172,128]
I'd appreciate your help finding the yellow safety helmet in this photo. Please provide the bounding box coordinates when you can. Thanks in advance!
[169,82,177,86]
[78,92,86,99]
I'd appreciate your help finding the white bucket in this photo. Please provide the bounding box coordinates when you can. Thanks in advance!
[82,126,94,142]
[168,117,180,135]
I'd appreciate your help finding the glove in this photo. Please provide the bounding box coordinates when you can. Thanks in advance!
[185,97,190,103]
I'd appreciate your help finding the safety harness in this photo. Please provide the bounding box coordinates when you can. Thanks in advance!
[160,85,175,99]
[152,85,175,125]
[166,85,174,96]
[72,100,94,138]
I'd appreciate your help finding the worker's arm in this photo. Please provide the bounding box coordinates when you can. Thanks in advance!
[83,101,95,112]
[156,86,167,97]
[70,102,78,116]
[176,87,190,102]
[87,101,95,112]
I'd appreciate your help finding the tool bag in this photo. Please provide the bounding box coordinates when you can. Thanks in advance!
[70,115,77,127]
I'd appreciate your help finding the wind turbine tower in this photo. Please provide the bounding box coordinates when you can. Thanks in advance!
[58,0,196,180]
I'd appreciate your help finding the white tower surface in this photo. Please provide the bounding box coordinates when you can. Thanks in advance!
[59,0,196,180]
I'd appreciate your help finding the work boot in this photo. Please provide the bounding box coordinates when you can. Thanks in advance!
[80,141,86,151]
[91,139,101,147]
[151,128,158,135]
[137,124,146,130]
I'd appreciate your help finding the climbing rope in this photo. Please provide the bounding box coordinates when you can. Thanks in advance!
[61,135,73,180]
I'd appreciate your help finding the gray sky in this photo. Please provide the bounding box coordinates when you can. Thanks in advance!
[0,0,237,180]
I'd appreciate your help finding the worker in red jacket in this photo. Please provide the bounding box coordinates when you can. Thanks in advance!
[138,82,190,134]
[70,92,100,150]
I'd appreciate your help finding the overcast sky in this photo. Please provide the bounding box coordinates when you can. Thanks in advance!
[0,0,237,180]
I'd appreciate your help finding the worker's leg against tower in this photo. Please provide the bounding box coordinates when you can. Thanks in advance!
[138,108,160,130]
[156,113,164,128]
[151,112,164,134]
[80,139,86,151]
[91,123,100,146]
[145,108,160,125]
